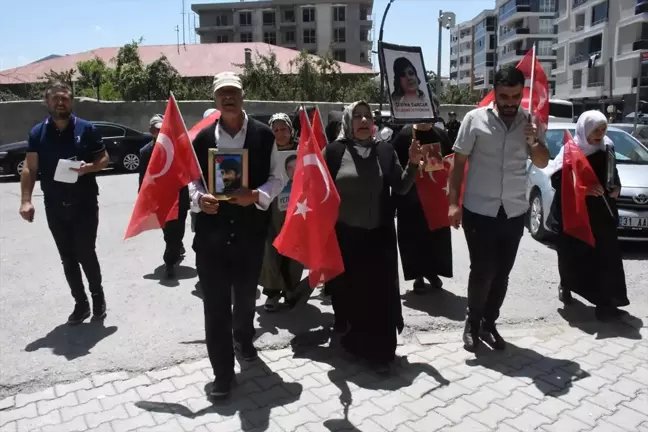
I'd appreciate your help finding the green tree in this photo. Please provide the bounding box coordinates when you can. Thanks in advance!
[144,56,180,100]
[441,85,479,105]
[77,57,108,100]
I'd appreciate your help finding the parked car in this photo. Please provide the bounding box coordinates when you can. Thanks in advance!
[609,123,648,147]
[526,122,648,242]
[0,121,152,177]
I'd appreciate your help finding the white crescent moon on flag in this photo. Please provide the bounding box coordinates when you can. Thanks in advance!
[149,132,174,179]
[302,153,330,203]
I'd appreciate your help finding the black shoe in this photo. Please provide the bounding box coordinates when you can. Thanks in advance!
[164,264,176,280]
[209,376,236,399]
[595,306,622,322]
[431,276,444,290]
[413,278,427,295]
[558,285,573,304]
[462,319,480,352]
[91,293,107,320]
[179,246,186,257]
[480,320,506,350]
[234,341,258,362]
[68,302,91,325]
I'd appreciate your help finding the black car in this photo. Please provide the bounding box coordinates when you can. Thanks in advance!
[0,121,152,177]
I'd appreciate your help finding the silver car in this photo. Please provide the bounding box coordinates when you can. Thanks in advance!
[611,123,648,148]
[526,123,648,242]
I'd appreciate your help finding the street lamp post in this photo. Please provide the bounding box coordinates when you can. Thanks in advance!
[378,0,395,113]
[436,11,456,103]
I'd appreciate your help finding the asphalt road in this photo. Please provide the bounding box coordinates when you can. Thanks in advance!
[1,172,646,398]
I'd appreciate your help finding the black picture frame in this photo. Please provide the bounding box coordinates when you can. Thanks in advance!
[378,41,439,125]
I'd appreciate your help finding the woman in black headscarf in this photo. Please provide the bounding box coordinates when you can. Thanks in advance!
[323,101,423,372]
[391,123,454,294]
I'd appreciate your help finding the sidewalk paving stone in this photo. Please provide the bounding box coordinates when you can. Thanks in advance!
[1,324,646,432]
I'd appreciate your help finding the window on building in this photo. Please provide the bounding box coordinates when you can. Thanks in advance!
[216,15,229,26]
[333,50,346,62]
[591,1,608,25]
[333,6,346,21]
[303,28,316,44]
[263,11,276,25]
[360,52,367,62]
[539,18,554,34]
[333,28,346,43]
[239,11,252,26]
[359,6,369,20]
[537,40,553,56]
[538,0,556,13]
[283,9,295,22]
[489,34,496,49]
[283,30,295,44]
[360,29,369,42]
[588,65,604,86]
[240,32,253,43]
[263,31,276,45]
[216,34,229,43]
[303,7,315,22]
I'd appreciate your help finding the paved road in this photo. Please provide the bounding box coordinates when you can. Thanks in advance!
[1,172,646,398]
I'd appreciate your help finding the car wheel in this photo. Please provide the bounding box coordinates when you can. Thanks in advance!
[121,152,140,172]
[528,190,548,241]
[14,159,25,177]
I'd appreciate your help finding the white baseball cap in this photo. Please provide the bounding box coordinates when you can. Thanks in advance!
[212,72,242,94]
[149,114,164,129]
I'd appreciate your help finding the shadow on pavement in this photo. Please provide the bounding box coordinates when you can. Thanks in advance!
[558,299,643,340]
[134,357,302,431]
[255,302,333,343]
[401,288,466,322]
[24,320,118,361]
[143,264,197,286]
[619,242,648,261]
[467,342,590,397]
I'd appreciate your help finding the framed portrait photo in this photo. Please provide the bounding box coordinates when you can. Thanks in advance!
[276,150,297,212]
[208,148,249,200]
[378,42,439,124]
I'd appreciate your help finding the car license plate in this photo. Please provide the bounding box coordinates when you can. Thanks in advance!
[619,217,648,228]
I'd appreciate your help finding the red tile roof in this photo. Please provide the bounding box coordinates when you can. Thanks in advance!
[0,42,374,85]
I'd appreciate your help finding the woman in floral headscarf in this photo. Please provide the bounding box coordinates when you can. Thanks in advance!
[258,113,305,312]
[323,101,423,372]
[546,110,628,321]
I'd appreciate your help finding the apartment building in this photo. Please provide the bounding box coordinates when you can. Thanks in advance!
[497,0,557,92]
[191,0,374,68]
[449,10,497,92]
[553,0,647,114]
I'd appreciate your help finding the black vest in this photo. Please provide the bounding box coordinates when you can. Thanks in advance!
[192,118,274,245]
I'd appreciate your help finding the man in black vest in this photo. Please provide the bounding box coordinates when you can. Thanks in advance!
[188,72,283,398]
[139,114,189,279]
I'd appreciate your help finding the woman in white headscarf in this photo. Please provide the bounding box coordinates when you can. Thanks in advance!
[258,113,304,312]
[323,101,423,372]
[546,110,628,321]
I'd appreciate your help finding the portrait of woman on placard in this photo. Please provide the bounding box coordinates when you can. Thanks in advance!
[391,57,426,104]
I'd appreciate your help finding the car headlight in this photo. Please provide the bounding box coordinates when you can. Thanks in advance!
[0,152,8,160]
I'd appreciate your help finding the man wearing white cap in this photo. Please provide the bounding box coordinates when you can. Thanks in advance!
[139,114,189,279]
[189,72,284,398]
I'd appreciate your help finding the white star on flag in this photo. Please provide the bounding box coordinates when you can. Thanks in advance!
[294,199,312,220]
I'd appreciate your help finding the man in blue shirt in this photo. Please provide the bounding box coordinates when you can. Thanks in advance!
[19,81,110,325]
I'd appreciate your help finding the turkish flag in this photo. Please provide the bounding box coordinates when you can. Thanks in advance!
[125,94,202,239]
[561,130,598,246]
[188,110,220,142]
[477,48,549,129]
[309,107,327,150]
[274,108,344,288]
[443,153,467,208]
[415,152,452,231]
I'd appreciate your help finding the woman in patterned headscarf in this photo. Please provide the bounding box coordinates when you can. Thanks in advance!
[258,113,305,312]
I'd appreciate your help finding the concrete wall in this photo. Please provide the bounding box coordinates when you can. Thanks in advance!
[0,99,475,145]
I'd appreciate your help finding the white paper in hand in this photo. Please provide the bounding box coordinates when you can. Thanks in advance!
[54,159,82,183]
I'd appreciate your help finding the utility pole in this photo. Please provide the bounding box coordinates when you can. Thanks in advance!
[181,0,186,46]
[634,52,644,134]
[608,57,614,121]
[175,25,180,54]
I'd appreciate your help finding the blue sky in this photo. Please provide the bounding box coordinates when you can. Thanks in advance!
[0,0,494,76]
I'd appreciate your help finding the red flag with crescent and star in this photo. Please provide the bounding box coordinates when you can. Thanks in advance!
[561,130,598,247]
[309,106,328,150]
[415,155,454,231]
[274,107,344,288]
[124,94,202,239]
[188,110,220,142]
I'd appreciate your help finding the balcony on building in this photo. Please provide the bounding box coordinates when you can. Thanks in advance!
[587,64,605,88]
[618,22,648,58]
[570,34,603,65]
[279,7,296,27]
[572,0,589,10]
[499,26,530,43]
[499,0,555,26]
[196,11,235,33]
[638,0,648,14]
[359,5,373,26]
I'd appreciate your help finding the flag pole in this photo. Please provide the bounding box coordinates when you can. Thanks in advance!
[528,43,536,124]
[170,91,209,192]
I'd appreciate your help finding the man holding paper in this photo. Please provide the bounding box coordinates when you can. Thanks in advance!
[19,81,110,325]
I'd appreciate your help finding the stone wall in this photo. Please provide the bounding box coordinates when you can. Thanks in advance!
[0,99,475,145]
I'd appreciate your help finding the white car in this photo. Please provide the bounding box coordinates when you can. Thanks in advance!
[526,123,648,242]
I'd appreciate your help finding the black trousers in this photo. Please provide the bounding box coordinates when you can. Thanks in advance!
[45,202,103,304]
[195,234,265,381]
[162,208,187,266]
[463,206,524,323]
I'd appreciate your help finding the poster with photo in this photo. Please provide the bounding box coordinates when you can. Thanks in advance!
[277,150,297,212]
[208,149,249,200]
[379,42,438,123]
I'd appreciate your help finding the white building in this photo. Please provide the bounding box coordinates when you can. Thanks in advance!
[553,0,647,114]
[449,10,497,92]
[496,0,557,92]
